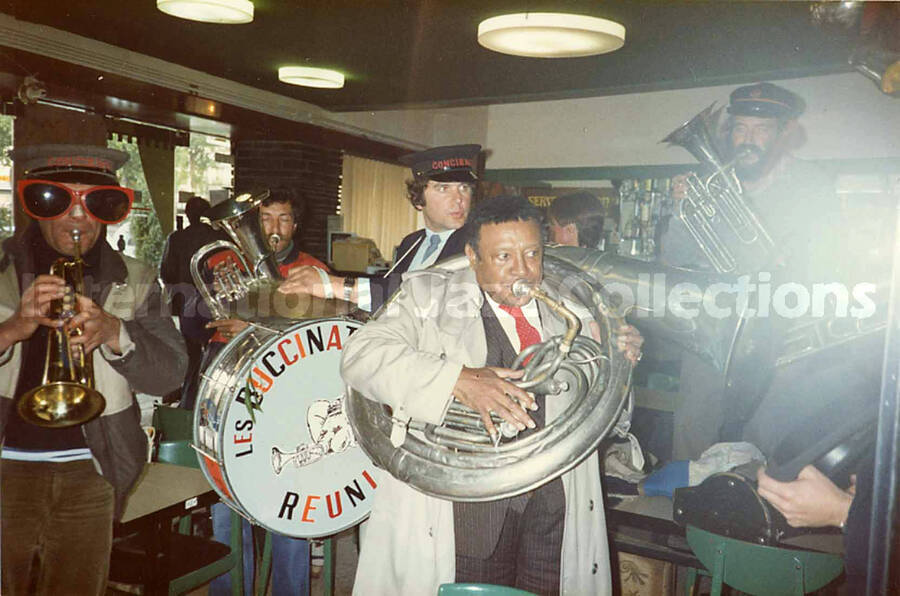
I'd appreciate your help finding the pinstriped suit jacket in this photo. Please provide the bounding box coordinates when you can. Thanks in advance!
[453,299,565,559]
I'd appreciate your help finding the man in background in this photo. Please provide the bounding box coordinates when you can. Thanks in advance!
[160,195,223,316]
[280,144,480,312]
[160,195,225,407]
[547,191,606,249]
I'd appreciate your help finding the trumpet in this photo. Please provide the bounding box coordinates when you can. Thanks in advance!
[347,255,631,501]
[271,444,326,474]
[18,229,106,428]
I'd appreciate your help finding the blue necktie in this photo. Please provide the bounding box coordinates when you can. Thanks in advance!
[421,234,441,262]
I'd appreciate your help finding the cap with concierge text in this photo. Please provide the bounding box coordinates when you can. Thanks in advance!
[399,144,481,182]
[9,144,129,185]
[727,82,805,119]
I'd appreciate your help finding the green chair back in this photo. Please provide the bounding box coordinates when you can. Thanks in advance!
[150,405,279,596]
[438,583,536,596]
[153,405,194,442]
[156,439,200,469]
[686,525,845,596]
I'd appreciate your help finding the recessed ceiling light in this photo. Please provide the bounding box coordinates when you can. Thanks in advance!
[278,66,345,89]
[157,0,254,24]
[478,13,625,58]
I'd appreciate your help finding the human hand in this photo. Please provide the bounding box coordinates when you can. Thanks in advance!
[68,294,123,354]
[2,274,66,344]
[452,366,537,440]
[756,465,853,528]
[589,321,644,365]
[278,266,344,301]
[615,323,644,364]
[206,318,249,341]
[670,174,690,201]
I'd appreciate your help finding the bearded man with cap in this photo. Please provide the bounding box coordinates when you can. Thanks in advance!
[0,144,187,594]
[279,144,480,312]
[660,82,843,461]
[663,81,838,281]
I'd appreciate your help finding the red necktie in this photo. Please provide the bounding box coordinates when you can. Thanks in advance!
[498,304,541,352]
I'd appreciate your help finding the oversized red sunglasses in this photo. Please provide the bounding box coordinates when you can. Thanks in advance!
[17,179,134,225]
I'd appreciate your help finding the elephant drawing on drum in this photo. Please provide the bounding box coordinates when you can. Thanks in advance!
[271,394,357,474]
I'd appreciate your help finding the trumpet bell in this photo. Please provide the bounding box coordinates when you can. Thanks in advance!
[18,382,106,428]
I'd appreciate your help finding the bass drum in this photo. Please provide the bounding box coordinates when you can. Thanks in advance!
[194,317,374,538]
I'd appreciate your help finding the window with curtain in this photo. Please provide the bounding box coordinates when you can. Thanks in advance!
[341,154,417,263]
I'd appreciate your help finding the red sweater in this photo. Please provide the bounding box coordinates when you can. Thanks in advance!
[208,248,329,343]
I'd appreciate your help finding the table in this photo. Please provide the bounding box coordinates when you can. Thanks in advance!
[112,462,223,595]
[608,496,704,568]
[120,462,217,523]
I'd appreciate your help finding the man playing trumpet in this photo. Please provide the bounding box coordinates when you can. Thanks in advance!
[0,144,186,594]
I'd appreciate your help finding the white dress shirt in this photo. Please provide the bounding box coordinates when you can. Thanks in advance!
[356,228,455,312]
[483,292,544,351]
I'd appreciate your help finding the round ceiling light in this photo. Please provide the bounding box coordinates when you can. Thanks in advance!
[278,66,345,89]
[157,0,254,24]
[478,13,625,58]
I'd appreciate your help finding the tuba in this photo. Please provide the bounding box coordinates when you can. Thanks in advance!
[346,247,777,501]
[18,229,106,428]
[190,190,353,321]
[663,103,776,273]
[346,252,635,501]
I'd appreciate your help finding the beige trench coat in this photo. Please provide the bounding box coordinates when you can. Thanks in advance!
[342,266,612,595]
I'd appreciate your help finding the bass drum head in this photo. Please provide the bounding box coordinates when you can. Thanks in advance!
[194,317,375,538]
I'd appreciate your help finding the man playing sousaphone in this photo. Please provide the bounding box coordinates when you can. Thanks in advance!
[342,196,643,595]
[0,144,186,594]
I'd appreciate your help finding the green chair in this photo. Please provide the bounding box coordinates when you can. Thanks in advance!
[684,524,845,596]
[153,406,286,596]
[109,438,244,595]
[110,406,245,596]
[438,583,536,595]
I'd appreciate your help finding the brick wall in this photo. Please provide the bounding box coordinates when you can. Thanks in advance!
[233,140,341,262]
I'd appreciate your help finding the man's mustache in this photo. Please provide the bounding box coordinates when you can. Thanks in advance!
[734,144,764,160]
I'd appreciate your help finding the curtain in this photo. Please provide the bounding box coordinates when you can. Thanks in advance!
[341,154,416,262]
[138,141,176,235]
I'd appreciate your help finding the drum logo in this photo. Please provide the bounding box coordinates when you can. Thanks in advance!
[271,396,357,473]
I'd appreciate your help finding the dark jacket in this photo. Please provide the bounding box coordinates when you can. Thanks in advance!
[368,228,467,312]
[160,222,227,316]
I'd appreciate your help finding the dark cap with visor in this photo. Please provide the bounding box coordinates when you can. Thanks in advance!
[727,82,805,119]
[9,144,129,185]
[399,144,481,183]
